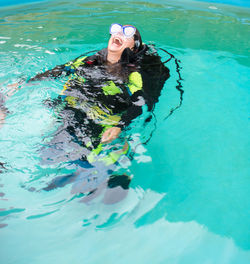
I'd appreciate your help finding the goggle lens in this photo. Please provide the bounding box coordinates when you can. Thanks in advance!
[123,26,136,38]
[110,23,122,35]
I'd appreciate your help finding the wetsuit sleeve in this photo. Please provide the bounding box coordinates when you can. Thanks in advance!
[117,72,145,129]
[28,49,107,82]
[28,54,89,82]
[28,64,69,82]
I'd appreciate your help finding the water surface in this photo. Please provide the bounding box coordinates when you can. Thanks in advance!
[0,0,249,263]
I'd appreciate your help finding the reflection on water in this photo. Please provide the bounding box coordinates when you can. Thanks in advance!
[0,0,249,263]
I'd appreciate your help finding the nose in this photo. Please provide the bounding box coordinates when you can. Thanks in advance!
[113,31,123,37]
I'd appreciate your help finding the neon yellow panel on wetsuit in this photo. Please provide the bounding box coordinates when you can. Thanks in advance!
[127,71,143,94]
[65,56,87,69]
[59,63,144,166]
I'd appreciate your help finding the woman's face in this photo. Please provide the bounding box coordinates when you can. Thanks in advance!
[107,32,135,56]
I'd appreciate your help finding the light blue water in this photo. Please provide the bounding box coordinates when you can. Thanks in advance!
[197,0,250,7]
[0,0,249,263]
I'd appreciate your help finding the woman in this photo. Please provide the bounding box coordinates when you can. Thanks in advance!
[30,24,151,146]
[5,24,170,194]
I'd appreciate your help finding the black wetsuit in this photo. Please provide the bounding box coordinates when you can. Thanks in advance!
[30,45,170,164]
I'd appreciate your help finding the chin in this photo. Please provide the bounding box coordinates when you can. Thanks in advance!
[108,45,124,54]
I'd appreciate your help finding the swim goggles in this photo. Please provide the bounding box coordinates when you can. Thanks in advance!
[109,23,136,39]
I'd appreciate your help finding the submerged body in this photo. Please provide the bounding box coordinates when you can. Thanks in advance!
[33,46,170,164]
[4,24,170,195]
[35,45,170,195]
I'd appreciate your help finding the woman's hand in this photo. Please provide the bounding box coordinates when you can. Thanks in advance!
[6,83,20,97]
[0,109,6,129]
[0,82,22,129]
[101,126,121,144]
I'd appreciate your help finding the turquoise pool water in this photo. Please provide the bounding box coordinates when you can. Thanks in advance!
[0,0,249,263]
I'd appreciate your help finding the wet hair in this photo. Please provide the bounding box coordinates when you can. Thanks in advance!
[133,27,143,52]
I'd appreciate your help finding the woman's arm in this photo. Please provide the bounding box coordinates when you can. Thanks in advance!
[101,72,145,143]
[101,55,169,143]
[28,64,68,82]
[28,53,93,82]
[0,90,9,129]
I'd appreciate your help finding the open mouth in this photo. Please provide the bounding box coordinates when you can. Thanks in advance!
[113,37,123,47]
